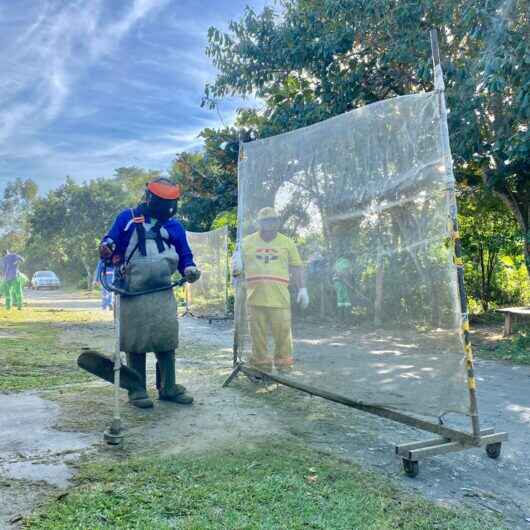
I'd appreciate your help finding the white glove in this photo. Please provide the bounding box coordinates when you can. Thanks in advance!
[184,266,201,283]
[296,287,309,309]
[231,251,243,277]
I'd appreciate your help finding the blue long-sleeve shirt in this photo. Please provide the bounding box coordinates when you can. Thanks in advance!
[103,207,195,276]
[2,253,24,281]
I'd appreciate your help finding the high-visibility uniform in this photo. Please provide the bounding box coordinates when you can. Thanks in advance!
[333,256,352,308]
[2,253,24,310]
[2,274,25,310]
[242,232,302,369]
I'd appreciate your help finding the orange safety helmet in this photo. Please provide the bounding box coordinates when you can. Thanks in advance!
[144,178,182,221]
[147,178,182,200]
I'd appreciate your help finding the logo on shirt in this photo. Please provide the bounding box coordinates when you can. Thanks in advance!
[256,248,279,265]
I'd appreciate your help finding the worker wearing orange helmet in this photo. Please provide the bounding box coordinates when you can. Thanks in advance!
[233,207,309,371]
[99,178,200,408]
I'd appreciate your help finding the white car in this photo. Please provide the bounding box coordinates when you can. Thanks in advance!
[31,271,61,290]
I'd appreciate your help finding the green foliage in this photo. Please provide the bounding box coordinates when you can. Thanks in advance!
[169,128,242,231]
[477,328,530,364]
[211,208,237,249]
[0,178,38,254]
[204,0,530,270]
[26,443,504,529]
[494,330,530,363]
[25,178,130,288]
[459,186,528,311]
[113,166,162,203]
[0,307,98,391]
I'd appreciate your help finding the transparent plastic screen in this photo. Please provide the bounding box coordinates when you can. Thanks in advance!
[234,92,468,418]
[186,227,229,317]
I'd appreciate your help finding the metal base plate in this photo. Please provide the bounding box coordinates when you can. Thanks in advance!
[103,429,124,446]
[395,429,508,460]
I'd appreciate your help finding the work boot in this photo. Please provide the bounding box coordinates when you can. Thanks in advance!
[155,351,193,405]
[275,356,294,374]
[125,352,153,409]
[248,357,273,373]
[155,362,186,395]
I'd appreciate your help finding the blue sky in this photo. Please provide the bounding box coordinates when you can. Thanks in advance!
[0,0,268,193]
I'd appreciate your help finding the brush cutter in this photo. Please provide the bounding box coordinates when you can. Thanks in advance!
[78,260,187,446]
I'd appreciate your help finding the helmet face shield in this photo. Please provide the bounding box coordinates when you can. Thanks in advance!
[144,179,181,222]
[146,193,178,222]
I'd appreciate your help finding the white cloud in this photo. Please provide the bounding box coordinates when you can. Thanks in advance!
[0,0,266,192]
[0,0,167,144]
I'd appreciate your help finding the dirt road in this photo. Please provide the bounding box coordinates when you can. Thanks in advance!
[1,289,529,528]
[25,288,101,311]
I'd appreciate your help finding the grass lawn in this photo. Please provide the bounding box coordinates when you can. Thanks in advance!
[0,307,105,392]
[25,443,504,530]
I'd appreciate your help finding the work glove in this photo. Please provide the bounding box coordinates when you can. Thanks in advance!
[231,251,243,277]
[184,266,201,283]
[296,287,309,309]
[99,238,115,260]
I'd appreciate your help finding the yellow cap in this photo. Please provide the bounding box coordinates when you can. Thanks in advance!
[257,207,279,221]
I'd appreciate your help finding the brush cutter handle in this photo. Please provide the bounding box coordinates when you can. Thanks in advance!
[99,262,187,297]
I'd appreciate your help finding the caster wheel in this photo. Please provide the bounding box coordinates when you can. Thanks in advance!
[486,442,502,459]
[403,458,419,478]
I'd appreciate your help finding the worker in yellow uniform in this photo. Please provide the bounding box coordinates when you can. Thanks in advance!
[232,207,309,371]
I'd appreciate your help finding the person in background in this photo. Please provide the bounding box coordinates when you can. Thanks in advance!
[94,260,115,310]
[13,272,28,310]
[332,254,353,324]
[1,250,25,310]
[232,207,309,372]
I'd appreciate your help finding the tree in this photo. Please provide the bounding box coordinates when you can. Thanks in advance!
[114,166,162,203]
[459,186,525,311]
[169,127,244,231]
[25,178,129,288]
[0,178,38,254]
[204,0,529,273]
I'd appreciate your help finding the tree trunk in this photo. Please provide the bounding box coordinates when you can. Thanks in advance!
[479,246,487,312]
[485,249,498,313]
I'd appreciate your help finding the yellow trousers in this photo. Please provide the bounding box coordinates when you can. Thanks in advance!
[248,305,293,370]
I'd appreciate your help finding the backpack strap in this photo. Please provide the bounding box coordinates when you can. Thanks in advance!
[135,223,147,257]
[125,209,147,263]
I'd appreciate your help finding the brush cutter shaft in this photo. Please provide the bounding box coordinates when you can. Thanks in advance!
[113,294,121,422]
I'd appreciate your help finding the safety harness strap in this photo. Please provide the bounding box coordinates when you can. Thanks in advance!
[136,224,147,256]
[125,210,174,264]
[150,223,166,253]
